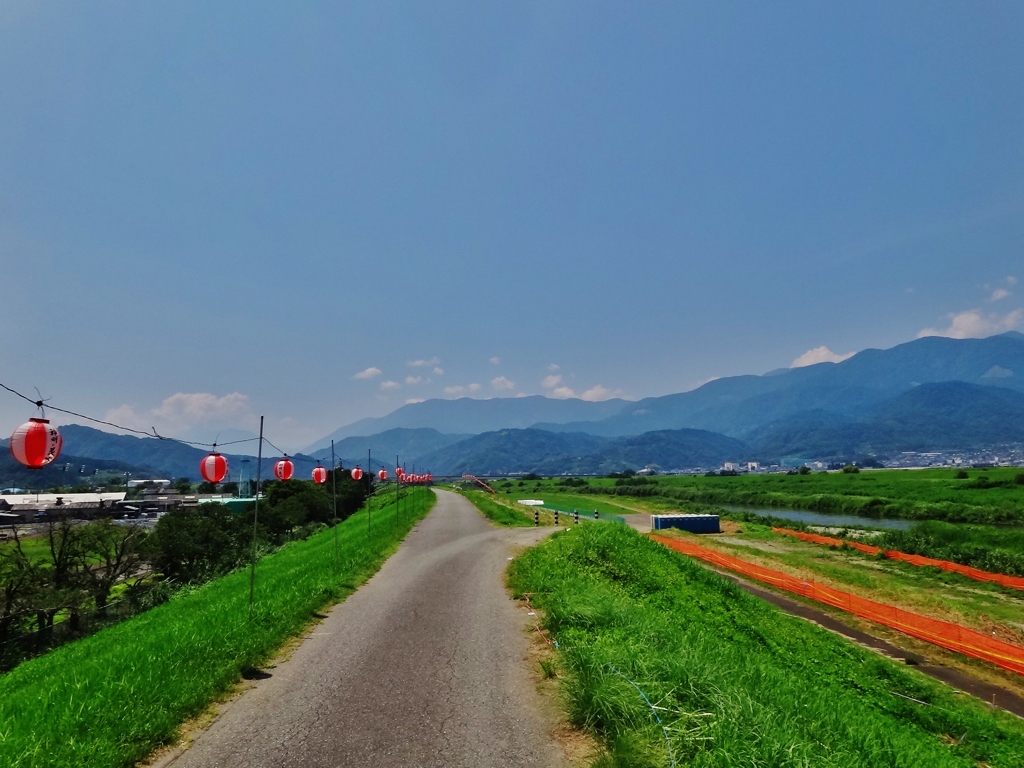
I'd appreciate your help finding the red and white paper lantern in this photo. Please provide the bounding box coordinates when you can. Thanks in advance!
[350,466,363,481]
[200,452,228,484]
[9,418,62,468]
[274,458,295,481]
[377,468,388,481]
[312,465,328,484]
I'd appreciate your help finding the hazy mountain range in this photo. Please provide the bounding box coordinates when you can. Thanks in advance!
[4,332,1024,482]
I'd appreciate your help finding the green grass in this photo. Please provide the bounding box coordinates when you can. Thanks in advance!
[458,489,535,526]
[0,487,436,768]
[509,523,1024,767]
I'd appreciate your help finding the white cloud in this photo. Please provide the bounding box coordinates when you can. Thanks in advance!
[541,374,562,389]
[491,376,515,391]
[443,383,481,397]
[917,308,1024,339]
[580,385,622,401]
[489,356,501,365]
[791,346,856,368]
[353,367,382,380]
[548,364,560,372]
[405,376,423,385]
[432,367,444,376]
[380,380,400,391]
[1008,276,1018,286]
[408,357,440,368]
[104,392,252,437]
[551,386,577,399]
[405,398,425,405]
[991,288,1012,302]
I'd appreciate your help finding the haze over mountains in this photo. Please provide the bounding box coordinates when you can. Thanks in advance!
[6,332,1024,482]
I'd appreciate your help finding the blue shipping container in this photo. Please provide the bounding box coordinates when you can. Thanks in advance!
[652,514,720,534]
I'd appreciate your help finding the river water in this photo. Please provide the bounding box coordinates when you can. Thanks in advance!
[721,505,917,531]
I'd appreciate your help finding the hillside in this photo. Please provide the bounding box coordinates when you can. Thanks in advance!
[304,395,627,451]
[416,427,747,476]
[307,428,470,467]
[748,382,1024,460]
[0,451,153,489]
[41,425,314,482]
[539,332,1024,438]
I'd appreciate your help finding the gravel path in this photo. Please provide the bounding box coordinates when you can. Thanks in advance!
[161,490,567,768]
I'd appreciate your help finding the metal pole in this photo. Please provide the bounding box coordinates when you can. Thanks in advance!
[368,448,372,538]
[331,439,339,571]
[396,454,400,523]
[248,416,264,619]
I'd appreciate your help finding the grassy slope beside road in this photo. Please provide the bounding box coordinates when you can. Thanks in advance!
[457,488,534,527]
[0,488,436,768]
[510,523,1024,768]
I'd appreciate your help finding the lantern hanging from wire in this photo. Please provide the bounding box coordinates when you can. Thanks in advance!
[312,464,328,484]
[377,468,388,481]
[350,466,363,481]
[9,417,62,468]
[200,450,228,484]
[274,457,294,481]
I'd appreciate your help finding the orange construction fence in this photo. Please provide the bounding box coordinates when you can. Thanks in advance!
[651,534,1024,677]
[771,527,1024,592]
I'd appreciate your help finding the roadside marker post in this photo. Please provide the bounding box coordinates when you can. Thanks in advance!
[594,509,599,520]
[534,508,539,526]
[554,509,559,525]
[574,509,579,525]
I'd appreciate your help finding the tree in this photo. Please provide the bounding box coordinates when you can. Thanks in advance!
[174,477,192,495]
[0,528,38,643]
[798,465,811,475]
[197,481,217,494]
[78,519,147,612]
[145,504,247,583]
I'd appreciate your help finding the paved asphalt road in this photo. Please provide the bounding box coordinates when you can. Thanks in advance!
[164,490,567,768]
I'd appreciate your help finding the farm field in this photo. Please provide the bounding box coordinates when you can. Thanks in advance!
[510,522,1024,767]
[0,488,435,768]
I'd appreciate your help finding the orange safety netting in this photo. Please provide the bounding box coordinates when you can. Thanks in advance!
[771,527,1024,592]
[651,535,1024,677]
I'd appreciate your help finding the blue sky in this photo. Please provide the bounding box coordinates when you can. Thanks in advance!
[1,2,1022,450]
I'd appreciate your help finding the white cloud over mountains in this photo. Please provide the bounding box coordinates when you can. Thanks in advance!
[105,392,253,437]
[491,376,515,391]
[917,308,1023,339]
[790,346,856,368]
[408,357,440,368]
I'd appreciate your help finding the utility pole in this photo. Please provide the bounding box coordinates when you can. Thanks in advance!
[249,416,264,619]
[331,439,339,571]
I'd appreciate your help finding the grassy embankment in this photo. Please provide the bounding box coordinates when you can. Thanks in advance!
[510,523,1024,768]
[457,488,534,526]
[0,487,436,768]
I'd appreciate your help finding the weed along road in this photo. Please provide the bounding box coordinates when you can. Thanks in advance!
[161,489,566,768]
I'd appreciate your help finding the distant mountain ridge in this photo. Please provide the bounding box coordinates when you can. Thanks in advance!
[311,332,1024,446]
[414,427,748,476]
[303,395,628,452]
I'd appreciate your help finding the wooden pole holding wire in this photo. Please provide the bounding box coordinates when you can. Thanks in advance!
[248,416,264,619]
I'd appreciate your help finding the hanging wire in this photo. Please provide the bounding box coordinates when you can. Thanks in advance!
[0,379,259,450]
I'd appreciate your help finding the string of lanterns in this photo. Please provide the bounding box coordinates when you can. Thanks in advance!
[5,388,433,483]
